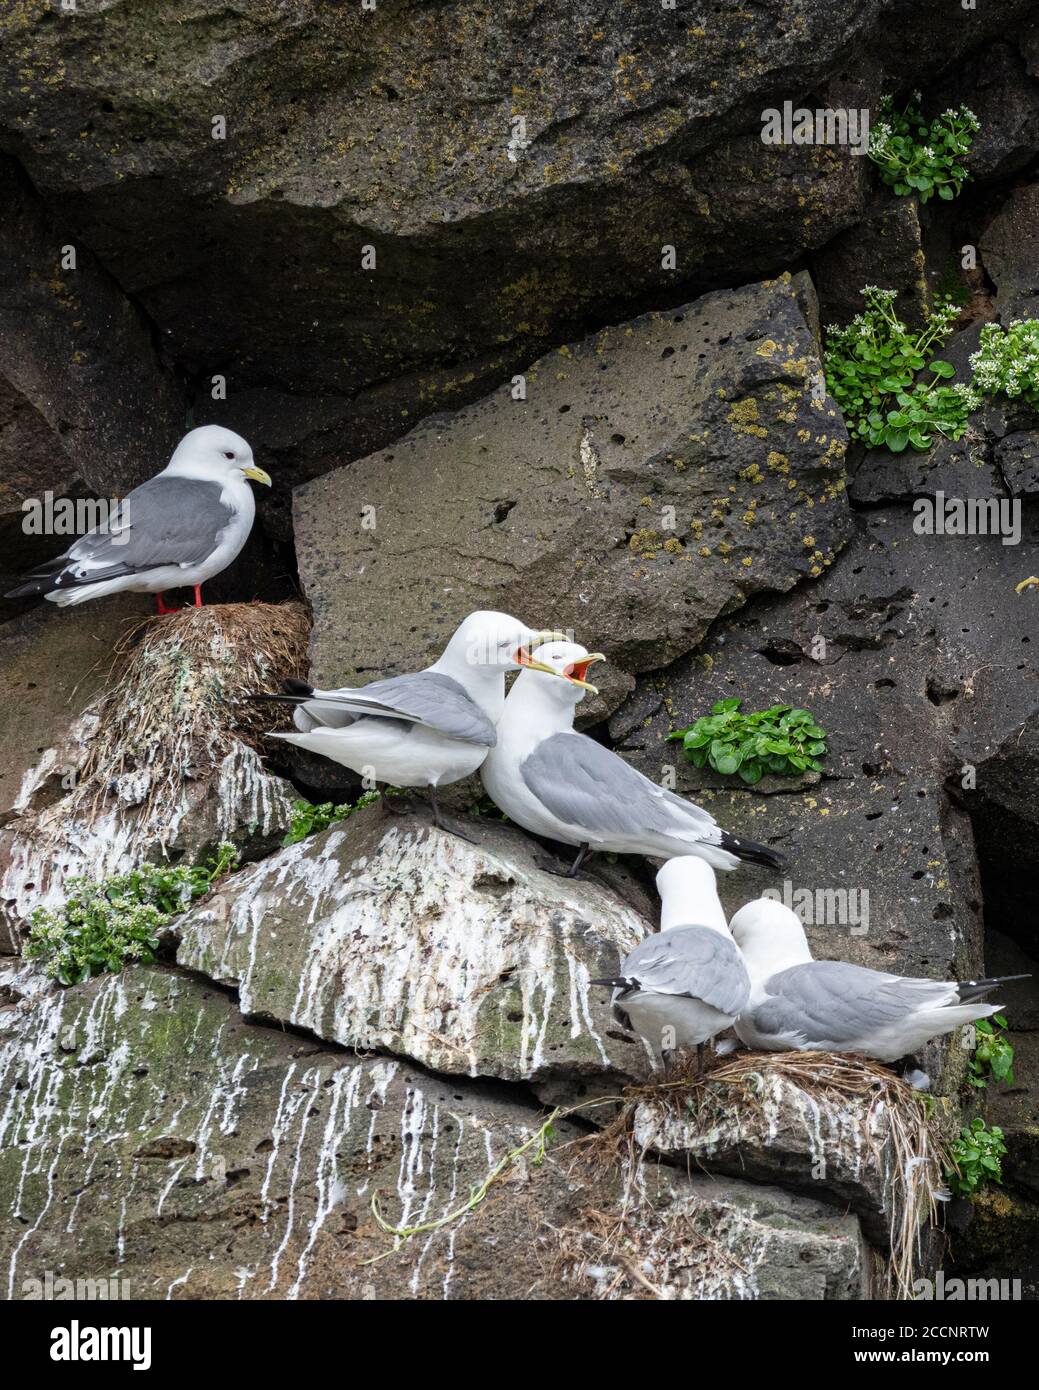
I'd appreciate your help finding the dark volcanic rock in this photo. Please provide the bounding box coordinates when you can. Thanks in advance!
[981,182,1039,321]
[0,158,185,497]
[812,198,926,331]
[294,276,851,709]
[612,508,1039,1039]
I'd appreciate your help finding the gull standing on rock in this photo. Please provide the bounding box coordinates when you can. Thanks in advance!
[6,425,271,613]
[730,897,1028,1074]
[480,640,785,875]
[592,857,751,1062]
[255,611,567,835]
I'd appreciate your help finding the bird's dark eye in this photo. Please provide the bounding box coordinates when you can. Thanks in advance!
[223,451,235,459]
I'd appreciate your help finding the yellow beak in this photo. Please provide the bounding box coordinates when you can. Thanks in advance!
[518,649,605,695]
[242,464,272,486]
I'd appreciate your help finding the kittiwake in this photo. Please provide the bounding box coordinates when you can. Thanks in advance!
[254,611,568,836]
[730,897,1029,1063]
[6,425,271,612]
[480,640,785,874]
[592,857,751,1060]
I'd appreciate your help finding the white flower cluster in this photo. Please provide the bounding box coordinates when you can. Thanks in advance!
[970,320,1039,401]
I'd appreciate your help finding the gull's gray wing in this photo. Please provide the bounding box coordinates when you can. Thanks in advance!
[298,672,497,747]
[752,961,954,1047]
[59,476,234,582]
[619,926,749,1017]
[520,731,717,838]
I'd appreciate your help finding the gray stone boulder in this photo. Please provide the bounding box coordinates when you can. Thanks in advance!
[0,964,870,1300]
[295,277,851,713]
[175,808,655,1096]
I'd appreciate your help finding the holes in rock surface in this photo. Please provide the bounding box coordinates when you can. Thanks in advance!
[492,499,517,524]
[756,641,802,666]
[926,677,960,706]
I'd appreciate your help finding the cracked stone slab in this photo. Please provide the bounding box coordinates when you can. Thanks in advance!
[294,276,851,717]
[175,809,654,1092]
[0,964,870,1300]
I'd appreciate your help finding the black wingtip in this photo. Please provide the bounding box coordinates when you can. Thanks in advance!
[956,973,1031,1003]
[243,678,315,705]
[720,832,786,872]
[4,578,47,600]
[589,977,631,990]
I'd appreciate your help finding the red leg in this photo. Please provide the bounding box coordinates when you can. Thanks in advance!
[155,593,178,616]
[192,584,203,608]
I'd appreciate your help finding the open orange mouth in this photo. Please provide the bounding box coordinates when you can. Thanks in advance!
[564,657,599,684]
[514,648,605,692]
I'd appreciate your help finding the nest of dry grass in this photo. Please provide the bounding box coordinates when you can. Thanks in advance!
[548,1050,950,1301]
[37,601,309,846]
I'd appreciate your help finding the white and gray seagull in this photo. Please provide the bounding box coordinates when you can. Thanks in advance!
[730,897,1028,1070]
[480,640,785,875]
[254,611,568,836]
[6,425,271,613]
[592,857,751,1063]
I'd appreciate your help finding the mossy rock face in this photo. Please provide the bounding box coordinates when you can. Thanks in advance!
[294,276,851,709]
[0,963,871,1300]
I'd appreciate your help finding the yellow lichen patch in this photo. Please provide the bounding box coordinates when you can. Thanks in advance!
[738,463,764,484]
[802,535,816,547]
[741,556,753,567]
[629,527,662,558]
[727,398,767,438]
[766,451,790,473]
[754,339,779,358]
[663,537,683,554]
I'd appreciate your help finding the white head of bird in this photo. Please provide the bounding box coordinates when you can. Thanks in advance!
[729,897,814,978]
[511,640,606,706]
[434,611,572,676]
[655,857,728,933]
[164,425,272,488]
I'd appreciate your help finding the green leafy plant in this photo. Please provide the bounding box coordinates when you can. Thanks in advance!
[824,286,980,451]
[283,791,380,846]
[25,843,238,986]
[868,95,979,202]
[668,699,827,786]
[970,319,1039,412]
[946,1117,1007,1197]
[968,1015,1016,1089]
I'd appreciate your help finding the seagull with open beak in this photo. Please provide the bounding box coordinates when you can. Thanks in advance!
[253,611,569,838]
[481,640,785,875]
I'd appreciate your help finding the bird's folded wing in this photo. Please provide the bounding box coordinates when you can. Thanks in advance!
[302,672,497,747]
[520,732,718,838]
[755,961,955,1046]
[61,476,234,581]
[624,926,750,1016]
